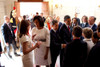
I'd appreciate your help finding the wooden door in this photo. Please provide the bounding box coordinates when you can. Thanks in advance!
[41,2,49,17]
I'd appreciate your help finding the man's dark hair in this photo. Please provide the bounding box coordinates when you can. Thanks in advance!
[94,17,96,21]
[36,12,39,15]
[73,26,82,37]
[23,15,26,20]
[97,23,100,32]
[72,17,77,21]
[64,15,70,21]
[91,16,96,21]
[52,20,58,26]
[33,16,44,27]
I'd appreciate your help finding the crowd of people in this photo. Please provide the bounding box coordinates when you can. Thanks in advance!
[0,9,100,67]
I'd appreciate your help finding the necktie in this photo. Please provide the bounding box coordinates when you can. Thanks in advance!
[8,24,13,35]
[68,26,70,32]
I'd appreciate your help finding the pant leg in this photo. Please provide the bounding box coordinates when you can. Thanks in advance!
[11,40,17,53]
[50,50,60,67]
[6,43,11,55]
[0,43,2,57]
[60,49,65,67]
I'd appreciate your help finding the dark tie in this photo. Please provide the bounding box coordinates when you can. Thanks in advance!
[8,23,11,30]
[8,24,13,35]
[68,26,70,32]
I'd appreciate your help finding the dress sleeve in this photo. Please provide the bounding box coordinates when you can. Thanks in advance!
[45,28,50,47]
[21,35,29,44]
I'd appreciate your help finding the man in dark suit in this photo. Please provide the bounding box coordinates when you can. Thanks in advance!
[71,17,79,29]
[56,16,62,30]
[0,40,2,57]
[88,16,97,32]
[84,24,100,67]
[50,20,61,67]
[59,15,72,67]
[74,13,80,25]
[62,26,88,67]
[40,13,46,23]
[1,16,20,58]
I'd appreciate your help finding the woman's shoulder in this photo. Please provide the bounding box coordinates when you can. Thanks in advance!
[32,27,37,31]
[44,27,49,31]
[20,35,29,43]
[43,27,50,34]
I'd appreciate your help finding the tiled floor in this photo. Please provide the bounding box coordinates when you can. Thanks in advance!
[0,52,60,67]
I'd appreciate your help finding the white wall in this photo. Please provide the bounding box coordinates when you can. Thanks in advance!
[1,0,100,26]
[52,0,100,24]
[0,0,5,26]
[0,0,17,26]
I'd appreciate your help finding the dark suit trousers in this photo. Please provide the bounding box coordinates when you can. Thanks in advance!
[60,48,65,67]
[50,49,60,67]
[6,40,17,55]
[0,42,2,57]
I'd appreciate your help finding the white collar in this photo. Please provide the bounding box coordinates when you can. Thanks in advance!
[83,38,92,41]
[52,28,57,33]
[90,24,95,28]
[64,23,70,28]
[83,22,86,25]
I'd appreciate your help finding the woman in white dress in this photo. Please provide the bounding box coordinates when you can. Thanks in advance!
[32,16,51,67]
[19,20,40,67]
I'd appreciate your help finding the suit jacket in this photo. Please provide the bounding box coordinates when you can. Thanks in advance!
[63,39,87,67]
[1,23,15,44]
[81,22,89,28]
[76,18,80,25]
[92,24,97,32]
[70,22,78,29]
[0,42,2,52]
[58,22,62,29]
[50,29,61,52]
[84,41,100,67]
[59,24,72,44]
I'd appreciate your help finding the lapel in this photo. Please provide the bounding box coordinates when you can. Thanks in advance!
[5,23,10,30]
[5,23,13,34]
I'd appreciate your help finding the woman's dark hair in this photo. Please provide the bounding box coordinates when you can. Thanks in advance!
[19,20,30,38]
[81,15,88,23]
[33,16,44,27]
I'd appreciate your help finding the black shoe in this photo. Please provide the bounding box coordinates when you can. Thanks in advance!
[14,53,21,56]
[8,54,12,58]
[1,66,5,67]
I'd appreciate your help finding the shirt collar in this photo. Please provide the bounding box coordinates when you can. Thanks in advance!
[83,22,86,25]
[64,23,70,28]
[83,38,92,41]
[52,28,57,33]
[90,24,95,28]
